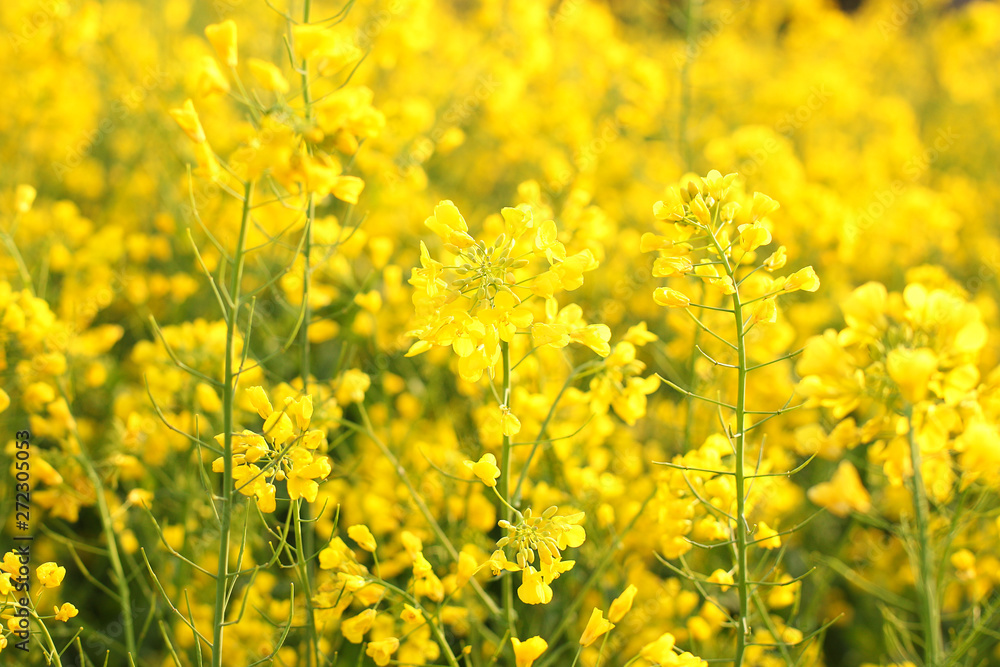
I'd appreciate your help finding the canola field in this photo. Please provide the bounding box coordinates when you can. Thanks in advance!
[1,0,1000,665]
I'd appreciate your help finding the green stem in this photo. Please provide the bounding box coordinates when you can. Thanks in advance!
[706,224,750,667]
[512,370,571,505]
[90,461,138,659]
[301,0,313,120]
[0,217,34,295]
[297,100,319,667]
[29,608,63,667]
[371,579,460,667]
[537,490,656,667]
[56,380,137,659]
[492,485,520,517]
[511,360,602,505]
[296,0,319,661]
[731,288,750,667]
[354,406,502,616]
[293,498,317,667]
[213,179,254,667]
[905,405,943,666]
[679,0,702,169]
[500,340,517,642]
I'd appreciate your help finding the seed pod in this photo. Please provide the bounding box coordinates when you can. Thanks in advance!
[542,505,558,519]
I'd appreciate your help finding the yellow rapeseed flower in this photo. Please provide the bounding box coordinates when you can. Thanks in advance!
[366,638,400,666]
[579,608,614,647]
[511,636,548,667]
[347,524,377,552]
[464,453,501,487]
[205,20,238,67]
[54,602,79,622]
[608,584,638,623]
[340,608,376,644]
[168,100,206,143]
[36,562,66,588]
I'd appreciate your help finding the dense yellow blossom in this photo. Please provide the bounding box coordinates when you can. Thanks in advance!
[4,1,1000,666]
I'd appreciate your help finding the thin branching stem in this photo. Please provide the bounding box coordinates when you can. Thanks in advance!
[351,407,502,616]
[905,404,943,665]
[705,211,752,666]
[499,339,517,643]
[213,179,254,667]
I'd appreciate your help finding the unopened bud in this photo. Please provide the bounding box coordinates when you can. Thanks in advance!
[686,180,700,201]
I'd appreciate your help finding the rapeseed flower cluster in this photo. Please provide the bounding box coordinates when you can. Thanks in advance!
[3,1,1000,666]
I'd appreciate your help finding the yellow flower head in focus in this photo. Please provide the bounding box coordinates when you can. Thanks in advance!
[511,636,548,667]
[36,562,66,588]
[347,524,377,553]
[407,200,604,381]
[493,506,585,604]
[609,584,638,623]
[365,637,400,666]
[517,565,553,605]
[464,453,500,487]
[646,172,819,322]
[54,602,79,622]
[579,608,614,647]
[340,608,375,644]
